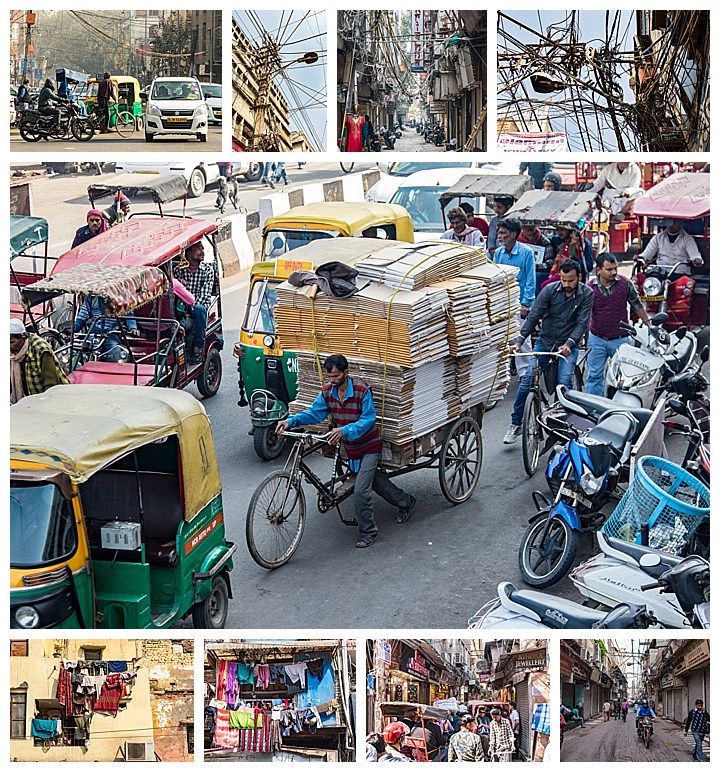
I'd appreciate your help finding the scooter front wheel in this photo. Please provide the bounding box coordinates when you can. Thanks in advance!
[518,516,578,587]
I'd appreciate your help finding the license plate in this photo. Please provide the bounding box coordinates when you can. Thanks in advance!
[640,295,665,302]
[167,117,188,123]
[560,485,593,508]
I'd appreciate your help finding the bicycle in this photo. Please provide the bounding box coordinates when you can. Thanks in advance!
[246,430,357,569]
[88,101,137,138]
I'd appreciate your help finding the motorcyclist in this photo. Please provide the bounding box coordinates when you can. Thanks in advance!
[636,700,656,736]
[38,78,64,127]
[638,218,704,275]
[542,171,563,191]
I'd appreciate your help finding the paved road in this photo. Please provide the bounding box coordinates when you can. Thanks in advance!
[562,713,709,762]
[395,128,448,152]
[10,124,222,152]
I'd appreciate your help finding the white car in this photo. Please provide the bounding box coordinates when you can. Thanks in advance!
[144,76,210,142]
[366,160,483,203]
[114,160,262,198]
[200,82,222,125]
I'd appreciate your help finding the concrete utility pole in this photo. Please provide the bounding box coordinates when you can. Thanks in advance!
[23,11,36,85]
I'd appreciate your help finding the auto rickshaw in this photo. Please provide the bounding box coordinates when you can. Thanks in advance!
[633,171,710,335]
[235,238,400,459]
[85,74,143,127]
[10,384,236,629]
[260,200,414,259]
[10,215,54,329]
[379,702,450,762]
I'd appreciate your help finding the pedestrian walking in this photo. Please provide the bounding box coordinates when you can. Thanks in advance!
[621,699,628,723]
[272,161,290,186]
[476,705,492,760]
[448,714,485,762]
[488,708,515,762]
[614,698,622,720]
[684,698,710,762]
[96,72,116,132]
[603,700,612,722]
[261,161,276,188]
[508,701,520,759]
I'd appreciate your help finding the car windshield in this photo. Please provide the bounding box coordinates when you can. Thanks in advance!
[10,482,77,568]
[262,228,338,258]
[389,161,472,177]
[243,279,279,334]
[152,81,202,101]
[201,84,222,98]
[389,187,483,232]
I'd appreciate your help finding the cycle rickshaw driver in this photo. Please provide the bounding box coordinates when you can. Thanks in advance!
[276,353,415,548]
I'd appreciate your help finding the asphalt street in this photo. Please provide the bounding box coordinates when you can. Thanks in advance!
[13,163,701,629]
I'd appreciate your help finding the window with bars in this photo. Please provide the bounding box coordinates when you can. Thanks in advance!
[10,692,27,739]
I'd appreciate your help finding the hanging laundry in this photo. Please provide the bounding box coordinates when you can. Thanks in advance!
[224,662,239,708]
[56,664,74,715]
[236,662,255,684]
[107,661,127,673]
[269,664,287,685]
[216,658,228,702]
[238,718,272,753]
[255,664,271,689]
[213,708,239,750]
[93,673,124,717]
[284,662,308,689]
[31,718,60,739]
[306,658,325,678]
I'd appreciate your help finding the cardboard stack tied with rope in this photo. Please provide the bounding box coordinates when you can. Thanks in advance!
[273,240,520,448]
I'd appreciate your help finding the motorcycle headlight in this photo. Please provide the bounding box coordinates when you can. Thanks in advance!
[15,605,41,628]
[636,369,656,387]
[643,276,662,297]
[580,469,605,496]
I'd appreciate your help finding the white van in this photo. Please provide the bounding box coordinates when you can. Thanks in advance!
[144,76,210,142]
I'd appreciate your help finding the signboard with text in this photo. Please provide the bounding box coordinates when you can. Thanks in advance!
[411,10,424,71]
[497,132,568,153]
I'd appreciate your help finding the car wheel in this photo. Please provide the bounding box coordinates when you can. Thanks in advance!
[188,167,206,198]
[244,162,263,182]
[197,132,207,142]
[144,131,154,142]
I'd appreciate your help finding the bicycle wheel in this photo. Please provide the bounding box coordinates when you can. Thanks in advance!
[115,110,136,137]
[522,391,543,477]
[246,470,306,569]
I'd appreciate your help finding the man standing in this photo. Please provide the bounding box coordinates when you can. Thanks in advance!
[448,714,485,762]
[10,319,68,403]
[488,708,515,762]
[16,79,30,112]
[476,705,492,760]
[508,701,520,759]
[586,254,650,395]
[277,354,415,548]
[174,241,215,364]
[520,161,554,190]
[684,698,709,762]
[440,206,484,246]
[96,72,116,131]
[603,700,612,722]
[505,259,593,444]
[487,196,516,255]
[638,218,704,274]
[71,209,108,248]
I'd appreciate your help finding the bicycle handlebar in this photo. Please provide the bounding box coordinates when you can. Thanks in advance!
[280,430,332,442]
[511,351,568,360]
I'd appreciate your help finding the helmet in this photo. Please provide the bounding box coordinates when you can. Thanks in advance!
[543,171,563,190]
[383,722,407,744]
[642,700,648,707]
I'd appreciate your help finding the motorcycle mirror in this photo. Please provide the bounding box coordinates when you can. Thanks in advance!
[651,312,668,326]
[639,553,662,568]
[700,345,709,363]
[675,326,687,339]
[668,398,688,416]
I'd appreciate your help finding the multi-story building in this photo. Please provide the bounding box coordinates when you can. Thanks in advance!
[188,10,222,84]
[560,639,622,721]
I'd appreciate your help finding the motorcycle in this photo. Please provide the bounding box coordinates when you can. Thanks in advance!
[379,126,395,150]
[18,98,94,143]
[469,553,709,630]
[517,388,653,587]
[633,258,698,330]
[637,716,653,748]
[394,126,402,140]
[369,131,382,152]
[604,313,697,408]
[431,124,445,146]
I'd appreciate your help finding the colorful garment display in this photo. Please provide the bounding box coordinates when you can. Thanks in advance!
[93,673,124,717]
[213,708,240,750]
[345,114,365,152]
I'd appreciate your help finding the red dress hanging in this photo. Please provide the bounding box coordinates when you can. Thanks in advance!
[345,114,365,152]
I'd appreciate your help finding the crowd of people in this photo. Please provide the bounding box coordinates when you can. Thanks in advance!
[366,702,522,763]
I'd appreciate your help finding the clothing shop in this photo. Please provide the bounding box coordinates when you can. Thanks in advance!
[204,640,356,763]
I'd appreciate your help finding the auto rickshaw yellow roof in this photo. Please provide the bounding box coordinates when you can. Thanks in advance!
[262,201,414,237]
[10,385,220,518]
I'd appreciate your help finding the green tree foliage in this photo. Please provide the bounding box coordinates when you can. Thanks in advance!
[150,12,194,77]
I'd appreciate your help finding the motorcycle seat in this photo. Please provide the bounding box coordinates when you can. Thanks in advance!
[586,411,638,454]
[601,533,683,579]
[504,583,607,628]
[558,386,653,427]
[665,338,694,374]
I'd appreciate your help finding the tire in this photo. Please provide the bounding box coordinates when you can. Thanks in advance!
[135,116,144,131]
[244,162,263,182]
[246,470,306,569]
[39,329,66,352]
[340,162,355,173]
[191,574,229,628]
[522,391,542,477]
[144,131,154,142]
[644,732,650,750]
[70,118,94,142]
[115,110,136,137]
[188,167,206,197]
[438,415,483,504]
[518,516,579,587]
[253,425,285,461]
[18,121,43,142]
[196,348,222,397]
[197,132,208,142]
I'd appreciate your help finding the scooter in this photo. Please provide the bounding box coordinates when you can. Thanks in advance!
[431,124,445,146]
[517,389,654,587]
[369,131,382,152]
[469,553,709,629]
[394,126,403,140]
[604,313,697,408]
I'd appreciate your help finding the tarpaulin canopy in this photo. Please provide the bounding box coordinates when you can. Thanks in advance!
[10,385,221,518]
[633,172,710,219]
[87,173,189,206]
[379,702,450,720]
[10,215,49,258]
[56,67,89,84]
[507,189,596,229]
[439,174,533,207]
[23,262,167,314]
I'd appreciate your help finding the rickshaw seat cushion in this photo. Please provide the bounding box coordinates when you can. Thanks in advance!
[68,361,158,386]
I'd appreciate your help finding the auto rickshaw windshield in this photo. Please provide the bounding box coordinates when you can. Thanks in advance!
[10,482,77,568]
[243,279,277,334]
[262,228,339,258]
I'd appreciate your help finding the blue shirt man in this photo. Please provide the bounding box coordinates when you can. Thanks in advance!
[492,217,536,310]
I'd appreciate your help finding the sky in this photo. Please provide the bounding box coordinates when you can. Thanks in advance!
[233,10,327,151]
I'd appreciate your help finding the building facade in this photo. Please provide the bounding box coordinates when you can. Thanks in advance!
[644,639,709,723]
[560,639,626,722]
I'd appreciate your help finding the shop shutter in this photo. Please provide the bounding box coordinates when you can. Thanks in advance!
[515,678,530,756]
[673,688,684,722]
[686,671,703,717]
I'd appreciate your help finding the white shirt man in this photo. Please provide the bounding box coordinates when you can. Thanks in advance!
[639,219,703,272]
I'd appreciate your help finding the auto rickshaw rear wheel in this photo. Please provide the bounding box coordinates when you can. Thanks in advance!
[253,425,285,460]
[191,574,229,628]
[197,348,222,397]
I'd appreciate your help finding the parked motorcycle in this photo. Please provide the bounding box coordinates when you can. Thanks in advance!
[379,126,395,150]
[633,258,698,330]
[604,313,697,408]
[431,124,445,146]
[394,126,403,140]
[18,98,94,142]
[517,388,654,587]
[369,131,382,153]
[469,553,709,630]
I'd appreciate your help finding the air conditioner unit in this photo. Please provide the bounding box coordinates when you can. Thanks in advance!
[125,741,155,762]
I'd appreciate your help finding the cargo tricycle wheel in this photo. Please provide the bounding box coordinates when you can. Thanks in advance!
[197,348,222,397]
[253,425,284,460]
[438,415,482,504]
[246,471,306,568]
[192,574,229,628]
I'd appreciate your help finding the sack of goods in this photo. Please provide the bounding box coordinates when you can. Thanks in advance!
[274,240,520,446]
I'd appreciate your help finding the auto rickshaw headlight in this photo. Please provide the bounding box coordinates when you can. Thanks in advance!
[263,334,274,348]
[642,277,663,297]
[15,605,41,629]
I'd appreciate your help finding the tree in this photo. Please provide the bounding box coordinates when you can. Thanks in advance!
[150,12,195,77]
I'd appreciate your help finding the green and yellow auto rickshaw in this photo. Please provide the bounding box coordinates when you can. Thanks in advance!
[86,74,143,128]
[235,238,400,460]
[10,384,236,630]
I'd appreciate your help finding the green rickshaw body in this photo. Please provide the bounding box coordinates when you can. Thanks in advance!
[10,385,234,630]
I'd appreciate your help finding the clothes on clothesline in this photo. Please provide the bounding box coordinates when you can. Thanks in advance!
[57,662,136,718]
[31,718,61,739]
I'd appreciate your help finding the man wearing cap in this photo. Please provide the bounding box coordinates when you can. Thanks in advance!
[448,714,485,762]
[684,698,709,762]
[381,721,412,761]
[10,319,69,403]
[102,194,131,227]
[488,708,515,762]
[71,209,109,248]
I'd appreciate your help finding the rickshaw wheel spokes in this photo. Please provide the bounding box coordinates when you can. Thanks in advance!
[439,416,482,504]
